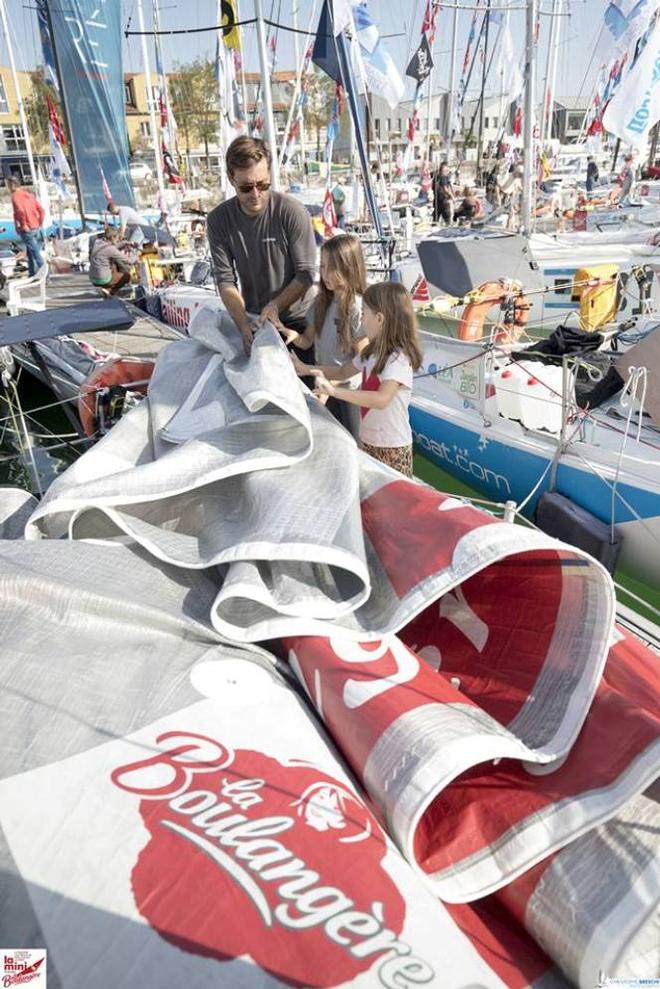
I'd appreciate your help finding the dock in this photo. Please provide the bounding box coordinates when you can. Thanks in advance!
[31,270,185,361]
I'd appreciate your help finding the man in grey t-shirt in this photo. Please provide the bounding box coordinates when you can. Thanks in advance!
[207,136,317,355]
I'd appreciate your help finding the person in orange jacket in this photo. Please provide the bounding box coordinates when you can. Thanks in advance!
[7,175,45,276]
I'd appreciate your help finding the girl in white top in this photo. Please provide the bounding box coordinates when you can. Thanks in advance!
[284,234,367,439]
[294,280,423,478]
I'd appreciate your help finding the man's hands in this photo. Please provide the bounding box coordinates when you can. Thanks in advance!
[259,301,281,327]
[239,322,254,355]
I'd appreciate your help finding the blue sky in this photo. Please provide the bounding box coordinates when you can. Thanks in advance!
[2,0,606,104]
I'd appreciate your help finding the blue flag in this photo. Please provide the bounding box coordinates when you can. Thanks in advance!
[40,0,134,214]
[312,1,342,83]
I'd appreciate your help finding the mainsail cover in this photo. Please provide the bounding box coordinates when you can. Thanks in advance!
[1,308,658,987]
[38,0,134,213]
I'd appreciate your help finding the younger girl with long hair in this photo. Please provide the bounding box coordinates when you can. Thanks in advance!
[295,280,423,478]
[283,234,367,437]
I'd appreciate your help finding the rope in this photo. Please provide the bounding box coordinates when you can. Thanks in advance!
[610,366,648,543]
[571,444,660,552]
[412,346,494,382]
[4,379,42,497]
[489,345,660,454]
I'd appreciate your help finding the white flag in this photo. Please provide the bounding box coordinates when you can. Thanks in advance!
[352,2,404,108]
[332,0,354,35]
[603,16,660,148]
[597,0,655,63]
[498,16,523,100]
[37,167,52,230]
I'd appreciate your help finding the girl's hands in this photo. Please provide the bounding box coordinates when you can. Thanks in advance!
[313,373,335,402]
[279,326,300,346]
[290,352,311,376]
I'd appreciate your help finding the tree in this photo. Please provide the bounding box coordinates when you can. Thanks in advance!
[303,69,336,160]
[192,59,220,167]
[168,64,196,160]
[24,68,64,155]
[170,58,219,168]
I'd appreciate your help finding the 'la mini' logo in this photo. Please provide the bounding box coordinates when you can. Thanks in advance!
[1,951,46,988]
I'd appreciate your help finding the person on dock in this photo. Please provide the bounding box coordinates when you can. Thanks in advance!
[280,234,367,439]
[454,186,481,225]
[485,165,502,207]
[292,280,423,478]
[586,157,599,193]
[501,165,524,230]
[106,200,143,238]
[432,162,454,225]
[207,136,317,357]
[7,176,45,277]
[617,154,634,202]
[88,228,135,298]
[332,178,347,229]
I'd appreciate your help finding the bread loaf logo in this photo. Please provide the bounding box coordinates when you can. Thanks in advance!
[112,732,434,987]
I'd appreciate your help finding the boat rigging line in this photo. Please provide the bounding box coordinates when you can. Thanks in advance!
[125,4,568,36]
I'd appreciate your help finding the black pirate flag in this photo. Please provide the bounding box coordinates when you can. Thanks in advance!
[406,34,433,84]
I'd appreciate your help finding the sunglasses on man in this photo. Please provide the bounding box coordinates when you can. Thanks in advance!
[236,180,271,194]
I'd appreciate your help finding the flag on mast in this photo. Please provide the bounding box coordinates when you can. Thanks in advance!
[406,35,433,84]
[603,15,660,147]
[322,186,337,236]
[162,143,183,185]
[47,95,70,198]
[422,0,440,41]
[221,0,242,49]
[351,3,404,108]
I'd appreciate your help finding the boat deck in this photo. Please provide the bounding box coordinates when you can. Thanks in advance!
[32,271,184,360]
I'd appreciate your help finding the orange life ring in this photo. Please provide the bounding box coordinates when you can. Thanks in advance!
[78,357,155,438]
[458,280,532,343]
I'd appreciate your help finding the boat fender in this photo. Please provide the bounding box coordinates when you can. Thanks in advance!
[535,491,623,574]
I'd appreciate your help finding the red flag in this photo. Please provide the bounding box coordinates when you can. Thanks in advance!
[47,94,66,147]
[322,186,337,237]
[421,158,432,193]
[513,104,522,138]
[422,0,433,32]
[423,1,440,43]
[336,83,344,118]
[407,110,419,143]
[159,94,168,130]
[411,275,431,303]
[162,142,183,186]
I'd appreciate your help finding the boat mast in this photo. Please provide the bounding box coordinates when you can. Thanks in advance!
[217,0,229,197]
[292,1,308,181]
[476,0,492,182]
[152,0,174,152]
[136,0,166,208]
[521,0,537,234]
[235,0,250,131]
[0,0,37,187]
[424,3,440,165]
[648,122,660,169]
[254,0,280,189]
[542,0,561,143]
[445,5,459,156]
